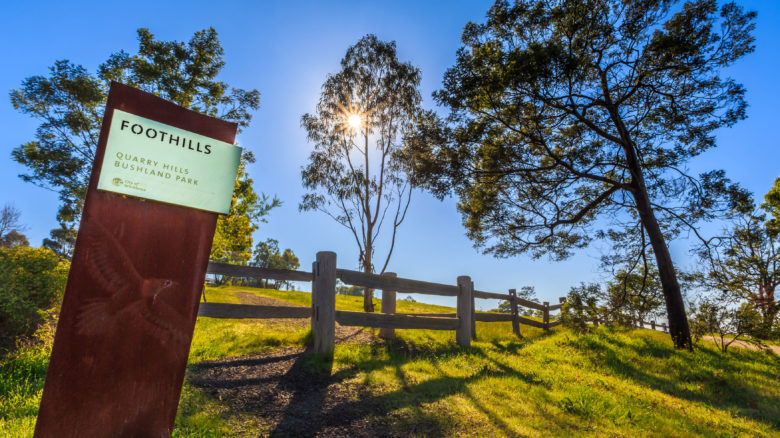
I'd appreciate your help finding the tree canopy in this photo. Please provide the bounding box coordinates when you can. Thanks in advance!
[10,27,271,258]
[251,238,300,289]
[210,154,281,266]
[300,34,422,312]
[0,205,27,248]
[695,198,779,339]
[405,0,755,349]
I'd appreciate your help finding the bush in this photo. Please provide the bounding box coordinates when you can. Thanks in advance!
[0,246,68,353]
[561,283,602,333]
[689,297,763,352]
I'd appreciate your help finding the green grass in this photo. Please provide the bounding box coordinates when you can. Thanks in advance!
[0,324,54,437]
[189,286,312,362]
[2,285,778,437]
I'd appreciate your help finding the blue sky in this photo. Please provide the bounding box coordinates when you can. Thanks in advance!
[1,1,778,310]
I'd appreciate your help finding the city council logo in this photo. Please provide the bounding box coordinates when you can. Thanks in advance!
[112,177,123,187]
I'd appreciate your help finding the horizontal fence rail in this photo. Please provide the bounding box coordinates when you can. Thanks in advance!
[337,268,459,296]
[517,316,547,329]
[335,310,460,330]
[208,262,313,282]
[203,253,569,354]
[635,320,668,333]
[474,312,513,322]
[590,317,668,333]
[198,303,311,319]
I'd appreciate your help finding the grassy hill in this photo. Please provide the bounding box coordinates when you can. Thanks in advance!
[2,285,778,437]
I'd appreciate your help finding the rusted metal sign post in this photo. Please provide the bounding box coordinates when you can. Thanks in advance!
[34,82,240,437]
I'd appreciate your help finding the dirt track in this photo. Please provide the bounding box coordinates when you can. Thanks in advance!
[701,336,780,354]
[189,292,396,437]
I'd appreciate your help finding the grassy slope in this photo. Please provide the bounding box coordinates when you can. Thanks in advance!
[2,286,778,437]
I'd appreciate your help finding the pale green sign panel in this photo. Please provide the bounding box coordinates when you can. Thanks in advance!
[97,109,241,214]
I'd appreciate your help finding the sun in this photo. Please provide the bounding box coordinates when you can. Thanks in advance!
[347,114,362,130]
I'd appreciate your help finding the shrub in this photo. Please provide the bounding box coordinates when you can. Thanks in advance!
[0,246,68,353]
[561,283,602,333]
[689,296,762,352]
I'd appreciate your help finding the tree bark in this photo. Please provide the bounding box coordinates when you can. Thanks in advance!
[363,247,375,312]
[622,144,693,350]
[600,78,693,349]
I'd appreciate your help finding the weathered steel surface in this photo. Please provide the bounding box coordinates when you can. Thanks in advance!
[198,303,311,319]
[34,82,236,438]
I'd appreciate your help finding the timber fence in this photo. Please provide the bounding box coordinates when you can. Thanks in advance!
[199,251,564,354]
[633,319,668,333]
[589,316,669,333]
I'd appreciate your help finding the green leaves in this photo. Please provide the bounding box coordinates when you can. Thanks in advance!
[9,27,261,249]
[300,34,421,277]
[210,154,280,266]
[0,246,68,351]
[407,0,755,261]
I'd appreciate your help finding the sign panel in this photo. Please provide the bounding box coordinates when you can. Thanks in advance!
[97,109,241,214]
[34,83,239,438]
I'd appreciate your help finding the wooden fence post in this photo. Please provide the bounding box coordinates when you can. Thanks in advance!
[651,320,656,331]
[471,280,477,341]
[509,289,520,336]
[379,272,397,339]
[662,322,667,333]
[456,276,473,348]
[543,301,550,330]
[312,251,336,354]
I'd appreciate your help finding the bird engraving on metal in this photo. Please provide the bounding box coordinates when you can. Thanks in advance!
[34,82,236,438]
[75,216,189,346]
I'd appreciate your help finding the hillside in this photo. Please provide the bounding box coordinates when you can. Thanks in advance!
[2,285,778,437]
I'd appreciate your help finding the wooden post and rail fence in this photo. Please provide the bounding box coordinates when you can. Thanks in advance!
[199,251,567,354]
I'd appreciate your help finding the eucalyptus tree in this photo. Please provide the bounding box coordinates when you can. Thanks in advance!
[0,205,26,242]
[696,208,779,338]
[10,27,269,259]
[301,35,421,312]
[764,177,780,233]
[405,0,755,348]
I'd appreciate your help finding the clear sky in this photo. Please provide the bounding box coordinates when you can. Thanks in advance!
[1,1,778,310]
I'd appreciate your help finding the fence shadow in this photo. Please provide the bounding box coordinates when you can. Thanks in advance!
[188,338,558,436]
[269,346,334,437]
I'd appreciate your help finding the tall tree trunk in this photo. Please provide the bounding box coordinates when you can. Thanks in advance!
[363,247,375,312]
[605,90,694,349]
[759,285,777,334]
[622,145,693,350]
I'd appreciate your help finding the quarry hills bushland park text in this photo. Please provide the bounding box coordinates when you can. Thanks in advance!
[97,109,241,214]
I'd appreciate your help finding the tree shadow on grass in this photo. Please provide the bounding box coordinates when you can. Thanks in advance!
[570,332,780,429]
[187,337,556,437]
